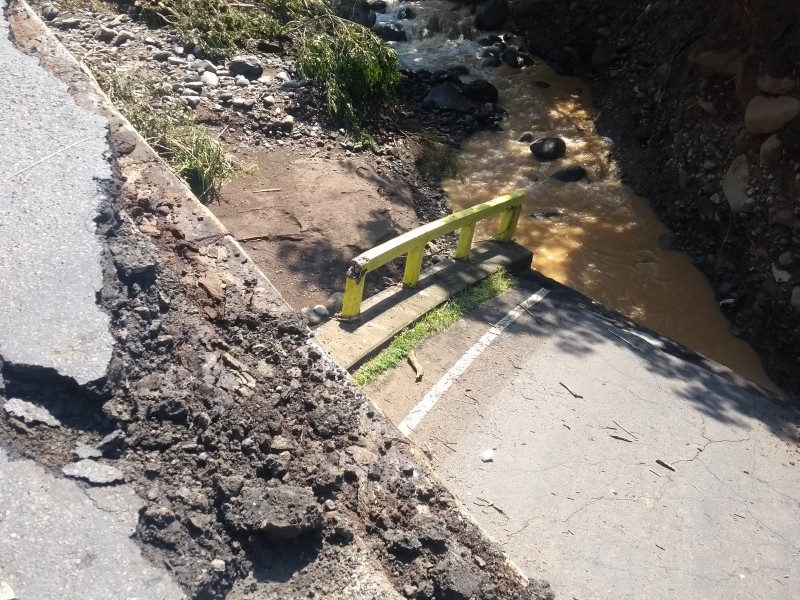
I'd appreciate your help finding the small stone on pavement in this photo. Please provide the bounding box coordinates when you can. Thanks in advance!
[62,459,124,485]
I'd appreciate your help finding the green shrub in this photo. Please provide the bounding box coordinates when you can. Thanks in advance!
[289,15,401,127]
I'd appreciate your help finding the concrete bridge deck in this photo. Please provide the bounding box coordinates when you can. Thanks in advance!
[364,272,800,600]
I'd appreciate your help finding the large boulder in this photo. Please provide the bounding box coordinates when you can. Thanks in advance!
[551,165,586,182]
[530,137,566,161]
[461,79,498,103]
[373,22,407,42]
[423,83,481,113]
[228,55,263,80]
[475,0,509,31]
[744,95,800,135]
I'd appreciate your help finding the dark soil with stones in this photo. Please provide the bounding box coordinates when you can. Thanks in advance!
[509,0,800,398]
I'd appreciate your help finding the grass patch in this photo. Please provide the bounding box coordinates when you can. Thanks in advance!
[97,69,235,201]
[353,269,515,387]
[409,134,464,181]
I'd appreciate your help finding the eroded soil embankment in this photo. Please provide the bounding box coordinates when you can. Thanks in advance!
[0,3,549,599]
[512,0,800,398]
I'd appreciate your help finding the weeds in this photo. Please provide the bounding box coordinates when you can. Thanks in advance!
[289,14,401,128]
[97,69,234,201]
[353,269,515,386]
[409,135,464,181]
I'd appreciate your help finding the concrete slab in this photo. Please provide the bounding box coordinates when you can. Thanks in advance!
[0,447,185,600]
[368,276,800,599]
[0,0,114,384]
[316,240,532,370]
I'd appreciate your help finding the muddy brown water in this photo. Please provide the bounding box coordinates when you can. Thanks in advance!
[382,2,778,391]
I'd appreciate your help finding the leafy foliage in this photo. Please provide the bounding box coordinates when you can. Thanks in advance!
[290,15,401,127]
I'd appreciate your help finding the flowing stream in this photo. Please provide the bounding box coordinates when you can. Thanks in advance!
[378,1,778,390]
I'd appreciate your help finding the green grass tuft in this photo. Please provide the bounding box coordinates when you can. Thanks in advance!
[97,69,235,201]
[353,269,515,387]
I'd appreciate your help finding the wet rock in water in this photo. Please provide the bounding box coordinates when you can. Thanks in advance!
[423,83,481,113]
[4,398,61,427]
[744,95,800,135]
[481,57,502,68]
[373,22,408,42]
[477,34,502,46]
[530,137,566,161]
[723,155,750,213]
[551,165,587,182]
[228,55,263,80]
[529,210,562,220]
[62,459,125,485]
[501,48,533,68]
[461,78,498,103]
[474,0,509,31]
[224,484,323,540]
[397,7,416,19]
[367,0,387,12]
[518,131,534,143]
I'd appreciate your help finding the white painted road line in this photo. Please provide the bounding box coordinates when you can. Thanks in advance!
[398,287,549,436]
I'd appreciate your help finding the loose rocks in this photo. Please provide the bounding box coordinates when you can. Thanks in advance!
[373,22,408,42]
[228,55,263,80]
[3,398,61,427]
[744,95,800,135]
[723,155,750,213]
[474,0,509,31]
[461,78,499,103]
[530,137,567,161]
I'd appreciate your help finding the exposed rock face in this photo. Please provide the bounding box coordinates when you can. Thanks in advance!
[744,95,800,135]
[474,0,509,31]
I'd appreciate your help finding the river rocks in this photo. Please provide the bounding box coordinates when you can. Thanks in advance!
[112,31,134,47]
[461,79,498,103]
[475,0,509,31]
[759,134,783,165]
[501,48,533,68]
[397,7,415,19]
[744,95,800,135]
[792,287,800,313]
[551,165,586,182]
[201,71,219,88]
[229,55,263,80]
[757,73,798,96]
[41,3,59,21]
[688,48,742,79]
[423,83,481,113]
[95,26,116,42]
[518,131,534,142]
[373,22,407,42]
[723,155,750,213]
[530,137,566,161]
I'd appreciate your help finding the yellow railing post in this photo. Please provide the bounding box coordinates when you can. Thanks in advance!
[341,276,366,319]
[403,246,425,288]
[495,204,522,241]
[456,223,476,260]
[335,191,526,319]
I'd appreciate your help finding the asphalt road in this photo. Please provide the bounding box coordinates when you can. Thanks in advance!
[0,0,114,385]
[368,274,800,599]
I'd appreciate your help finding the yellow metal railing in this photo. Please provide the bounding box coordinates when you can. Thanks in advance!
[340,190,526,319]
